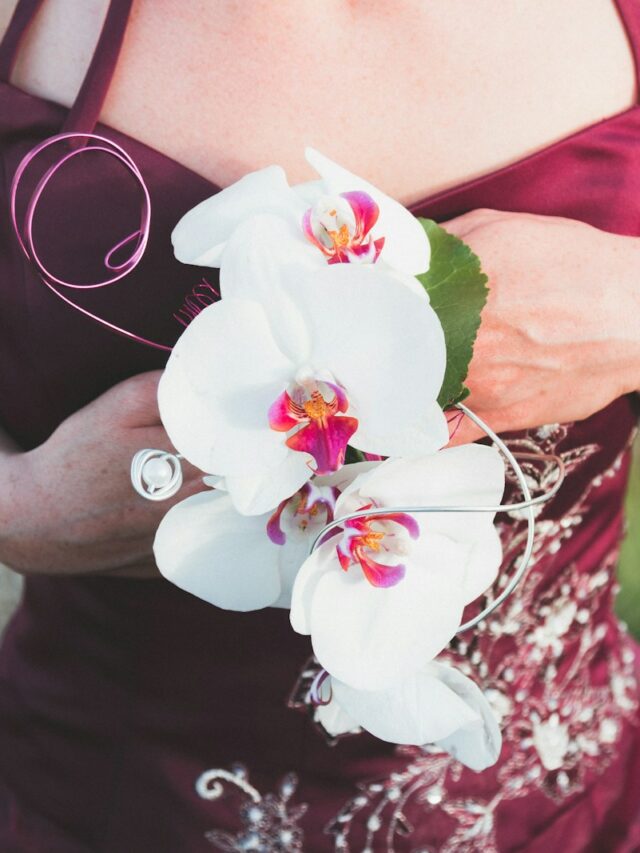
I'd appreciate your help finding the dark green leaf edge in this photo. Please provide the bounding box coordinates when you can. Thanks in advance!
[416,218,489,409]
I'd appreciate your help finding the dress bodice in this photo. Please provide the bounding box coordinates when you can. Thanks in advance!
[0,1,639,850]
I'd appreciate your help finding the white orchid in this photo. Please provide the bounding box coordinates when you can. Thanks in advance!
[290,445,505,691]
[153,465,375,612]
[312,661,502,772]
[171,147,430,278]
[158,218,448,516]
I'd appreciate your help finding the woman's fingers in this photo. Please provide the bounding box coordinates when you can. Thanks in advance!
[98,370,165,428]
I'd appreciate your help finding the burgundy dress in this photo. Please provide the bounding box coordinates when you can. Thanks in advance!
[1,1,640,850]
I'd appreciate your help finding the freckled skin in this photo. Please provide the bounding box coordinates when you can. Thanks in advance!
[1,1,634,200]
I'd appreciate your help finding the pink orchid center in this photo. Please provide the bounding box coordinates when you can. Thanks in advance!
[266,482,339,546]
[302,191,385,265]
[268,379,358,475]
[336,505,420,588]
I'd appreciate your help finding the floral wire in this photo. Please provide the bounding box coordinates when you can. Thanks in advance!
[130,449,184,501]
[306,669,332,707]
[9,132,174,352]
[446,408,466,441]
[174,278,220,327]
[310,402,566,634]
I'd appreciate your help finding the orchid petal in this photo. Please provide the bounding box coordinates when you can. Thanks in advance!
[266,497,290,545]
[330,666,480,745]
[304,148,430,275]
[268,390,304,433]
[153,490,281,611]
[224,453,313,516]
[219,214,317,364]
[276,263,446,454]
[336,446,505,602]
[356,551,406,588]
[385,267,431,299]
[340,190,380,239]
[292,178,324,206]
[315,698,361,738]
[225,451,374,520]
[350,400,449,458]
[327,662,502,770]
[171,166,301,267]
[158,298,294,477]
[272,531,313,609]
[289,543,328,635]
[461,525,504,604]
[292,532,466,690]
[315,461,380,493]
[301,207,328,256]
[339,444,505,540]
[430,662,503,771]
[324,381,349,413]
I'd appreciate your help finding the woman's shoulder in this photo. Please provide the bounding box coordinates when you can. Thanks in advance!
[0,0,108,108]
[0,0,17,35]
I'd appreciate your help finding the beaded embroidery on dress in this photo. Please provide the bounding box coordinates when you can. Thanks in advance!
[197,764,307,852]
[199,420,639,852]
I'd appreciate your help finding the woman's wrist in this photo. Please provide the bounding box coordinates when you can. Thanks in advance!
[0,449,37,569]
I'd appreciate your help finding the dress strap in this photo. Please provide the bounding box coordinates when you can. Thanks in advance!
[0,0,134,132]
[615,0,640,102]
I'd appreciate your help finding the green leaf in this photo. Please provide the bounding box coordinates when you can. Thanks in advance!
[345,446,367,464]
[417,218,489,409]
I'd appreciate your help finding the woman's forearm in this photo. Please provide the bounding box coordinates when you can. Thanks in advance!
[441,211,640,445]
[0,426,28,565]
[0,373,203,576]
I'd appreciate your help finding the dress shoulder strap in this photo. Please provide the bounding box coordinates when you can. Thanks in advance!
[615,0,640,102]
[0,0,134,132]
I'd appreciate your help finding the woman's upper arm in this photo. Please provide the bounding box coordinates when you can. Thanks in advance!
[0,422,22,456]
[0,1,19,42]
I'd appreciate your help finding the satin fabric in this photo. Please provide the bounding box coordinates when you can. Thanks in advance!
[0,0,639,850]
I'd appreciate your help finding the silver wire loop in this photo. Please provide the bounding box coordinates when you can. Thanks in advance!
[131,449,183,501]
[310,402,566,633]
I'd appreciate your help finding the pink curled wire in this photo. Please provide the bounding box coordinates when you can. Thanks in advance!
[10,131,172,352]
[174,278,220,327]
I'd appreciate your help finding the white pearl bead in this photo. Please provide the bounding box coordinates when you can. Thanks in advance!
[142,456,173,489]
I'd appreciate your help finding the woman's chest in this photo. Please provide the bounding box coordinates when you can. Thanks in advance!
[4,0,637,204]
[99,0,637,203]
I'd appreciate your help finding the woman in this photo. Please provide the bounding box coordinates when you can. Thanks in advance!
[0,0,639,850]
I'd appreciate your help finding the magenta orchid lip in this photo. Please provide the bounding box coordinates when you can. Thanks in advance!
[335,505,420,588]
[268,380,358,475]
[302,190,385,265]
[266,482,339,547]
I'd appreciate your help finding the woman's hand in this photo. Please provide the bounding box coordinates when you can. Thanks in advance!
[444,209,640,444]
[0,371,203,577]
